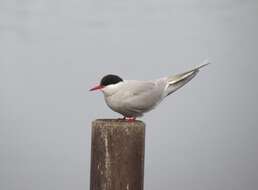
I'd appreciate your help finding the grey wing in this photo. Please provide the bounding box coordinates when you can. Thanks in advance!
[164,61,210,96]
[121,80,165,114]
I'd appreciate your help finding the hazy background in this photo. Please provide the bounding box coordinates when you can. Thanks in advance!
[1,0,258,189]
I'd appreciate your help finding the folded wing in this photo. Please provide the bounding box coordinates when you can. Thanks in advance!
[164,61,210,97]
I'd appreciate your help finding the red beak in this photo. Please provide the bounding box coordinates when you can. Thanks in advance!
[89,85,104,91]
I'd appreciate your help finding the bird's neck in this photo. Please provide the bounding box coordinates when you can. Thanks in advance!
[102,82,123,97]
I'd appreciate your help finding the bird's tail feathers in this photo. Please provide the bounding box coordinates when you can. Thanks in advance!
[194,59,211,70]
[164,60,210,96]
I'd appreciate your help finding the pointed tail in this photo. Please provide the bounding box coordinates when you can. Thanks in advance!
[164,60,210,97]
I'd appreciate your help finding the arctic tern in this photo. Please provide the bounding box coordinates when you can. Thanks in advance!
[90,61,210,121]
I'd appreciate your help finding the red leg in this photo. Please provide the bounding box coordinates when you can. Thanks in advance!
[119,117,136,122]
[127,117,136,122]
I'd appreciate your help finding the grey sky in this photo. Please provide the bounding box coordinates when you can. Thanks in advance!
[1,0,258,190]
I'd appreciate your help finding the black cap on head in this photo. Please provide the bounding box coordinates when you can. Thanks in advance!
[100,74,123,86]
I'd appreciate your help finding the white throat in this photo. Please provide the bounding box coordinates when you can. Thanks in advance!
[102,82,123,97]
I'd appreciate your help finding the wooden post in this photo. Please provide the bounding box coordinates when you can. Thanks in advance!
[90,119,145,190]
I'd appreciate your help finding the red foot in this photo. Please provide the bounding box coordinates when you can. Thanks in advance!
[126,117,136,122]
[117,117,136,122]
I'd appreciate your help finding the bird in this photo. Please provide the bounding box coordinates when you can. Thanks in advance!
[90,60,210,121]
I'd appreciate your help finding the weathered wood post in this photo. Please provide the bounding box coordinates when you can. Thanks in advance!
[90,119,145,190]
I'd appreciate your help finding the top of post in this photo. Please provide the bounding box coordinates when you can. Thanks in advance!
[92,119,145,128]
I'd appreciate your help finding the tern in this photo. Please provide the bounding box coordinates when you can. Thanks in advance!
[90,61,210,121]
